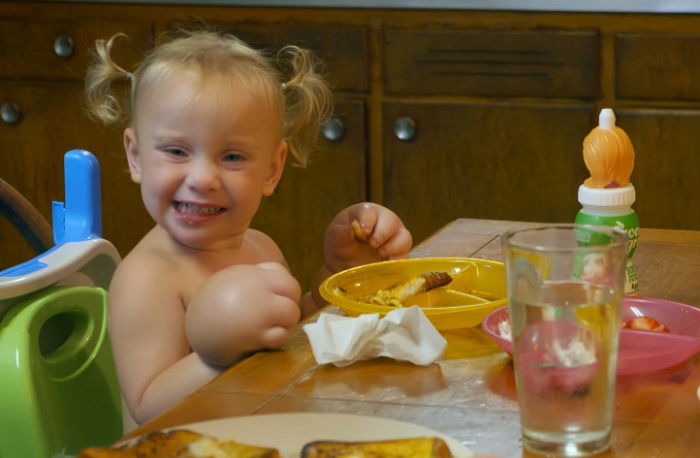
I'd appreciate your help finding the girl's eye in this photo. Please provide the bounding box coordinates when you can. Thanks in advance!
[165,147,187,158]
[223,152,244,163]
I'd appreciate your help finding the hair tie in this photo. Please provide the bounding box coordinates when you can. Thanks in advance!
[126,72,134,81]
[281,82,287,90]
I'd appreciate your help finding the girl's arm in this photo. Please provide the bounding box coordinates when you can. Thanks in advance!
[108,255,221,424]
[301,202,412,318]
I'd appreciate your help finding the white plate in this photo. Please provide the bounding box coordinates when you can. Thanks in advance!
[167,413,473,457]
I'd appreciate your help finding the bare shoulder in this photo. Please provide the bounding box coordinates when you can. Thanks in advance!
[245,228,286,265]
[112,246,179,287]
[108,244,183,313]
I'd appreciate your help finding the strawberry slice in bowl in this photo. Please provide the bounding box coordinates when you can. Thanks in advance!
[622,316,670,333]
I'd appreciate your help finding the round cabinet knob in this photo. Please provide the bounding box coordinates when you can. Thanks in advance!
[1,102,22,124]
[54,35,75,58]
[394,116,416,141]
[322,116,344,142]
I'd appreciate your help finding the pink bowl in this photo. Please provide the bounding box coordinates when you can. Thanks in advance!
[481,296,700,375]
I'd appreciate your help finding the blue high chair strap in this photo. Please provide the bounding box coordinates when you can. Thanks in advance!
[0,150,120,305]
[53,149,103,244]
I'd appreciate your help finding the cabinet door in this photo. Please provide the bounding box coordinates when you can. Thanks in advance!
[383,102,593,244]
[0,82,152,269]
[616,109,700,230]
[252,99,366,290]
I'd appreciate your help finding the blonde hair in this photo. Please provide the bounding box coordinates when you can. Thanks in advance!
[85,28,333,167]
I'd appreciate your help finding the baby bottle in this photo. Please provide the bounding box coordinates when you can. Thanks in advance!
[575,108,639,295]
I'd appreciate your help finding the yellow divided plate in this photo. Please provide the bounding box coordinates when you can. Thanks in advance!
[319,257,506,330]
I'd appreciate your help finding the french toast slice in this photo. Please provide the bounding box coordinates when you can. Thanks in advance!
[78,429,279,458]
[301,436,454,458]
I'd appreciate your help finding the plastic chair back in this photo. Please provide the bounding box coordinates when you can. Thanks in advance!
[0,286,121,457]
[0,150,122,457]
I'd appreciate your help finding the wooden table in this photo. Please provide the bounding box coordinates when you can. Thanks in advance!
[127,219,700,457]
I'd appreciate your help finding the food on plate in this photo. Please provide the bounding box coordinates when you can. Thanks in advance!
[301,436,454,458]
[79,430,457,458]
[351,219,369,242]
[622,316,670,333]
[497,320,512,341]
[77,429,279,457]
[361,272,453,307]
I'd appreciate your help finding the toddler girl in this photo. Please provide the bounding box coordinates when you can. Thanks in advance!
[85,29,412,424]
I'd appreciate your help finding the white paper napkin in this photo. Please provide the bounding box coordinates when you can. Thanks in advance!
[303,305,447,367]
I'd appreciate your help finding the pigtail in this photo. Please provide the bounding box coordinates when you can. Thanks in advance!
[278,45,333,168]
[85,33,132,124]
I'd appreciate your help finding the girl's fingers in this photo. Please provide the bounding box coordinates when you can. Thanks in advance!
[260,325,290,348]
[256,262,302,302]
[376,227,413,259]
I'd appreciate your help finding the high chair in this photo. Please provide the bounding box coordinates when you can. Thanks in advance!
[0,150,123,457]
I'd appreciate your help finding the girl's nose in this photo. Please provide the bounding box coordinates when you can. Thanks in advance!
[185,158,221,192]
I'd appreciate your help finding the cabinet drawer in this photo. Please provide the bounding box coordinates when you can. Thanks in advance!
[384,27,598,98]
[616,34,700,101]
[0,18,151,81]
[166,21,369,93]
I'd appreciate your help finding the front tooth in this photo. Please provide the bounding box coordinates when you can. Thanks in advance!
[179,203,219,214]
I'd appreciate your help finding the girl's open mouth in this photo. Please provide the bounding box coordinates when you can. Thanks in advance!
[174,201,225,216]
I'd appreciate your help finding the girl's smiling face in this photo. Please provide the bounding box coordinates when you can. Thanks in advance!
[124,67,287,251]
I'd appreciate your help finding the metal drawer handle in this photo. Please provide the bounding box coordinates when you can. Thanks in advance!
[1,102,22,124]
[394,117,416,141]
[54,35,75,58]
[322,116,344,142]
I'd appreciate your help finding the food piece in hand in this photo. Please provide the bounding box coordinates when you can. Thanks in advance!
[301,436,454,458]
[622,316,670,333]
[365,272,453,307]
[352,219,369,242]
[78,429,280,457]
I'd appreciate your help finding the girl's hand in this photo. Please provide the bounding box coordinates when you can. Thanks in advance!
[185,262,301,367]
[323,202,412,274]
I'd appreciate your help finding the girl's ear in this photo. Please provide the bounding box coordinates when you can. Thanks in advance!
[123,127,142,184]
[262,140,288,196]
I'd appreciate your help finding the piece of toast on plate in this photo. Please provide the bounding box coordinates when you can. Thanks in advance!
[77,429,280,458]
[301,436,454,458]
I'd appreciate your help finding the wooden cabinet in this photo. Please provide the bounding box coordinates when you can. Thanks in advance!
[616,109,700,230]
[379,21,700,236]
[614,32,700,231]
[0,11,153,270]
[381,26,598,242]
[383,101,593,244]
[4,2,700,279]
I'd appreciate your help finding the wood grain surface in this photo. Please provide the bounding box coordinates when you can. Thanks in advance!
[126,219,700,457]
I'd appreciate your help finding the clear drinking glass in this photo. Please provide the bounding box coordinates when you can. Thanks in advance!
[502,224,627,456]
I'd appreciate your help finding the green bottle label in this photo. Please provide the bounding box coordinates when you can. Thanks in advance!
[575,210,640,294]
